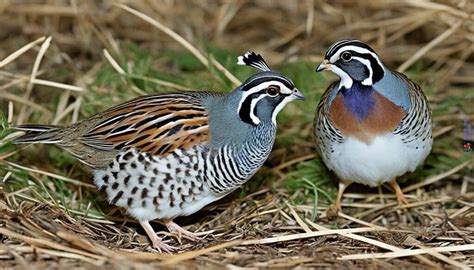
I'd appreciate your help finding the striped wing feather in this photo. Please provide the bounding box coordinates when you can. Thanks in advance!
[81,93,209,156]
[313,82,345,163]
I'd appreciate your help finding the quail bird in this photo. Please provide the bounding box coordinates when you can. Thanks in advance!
[14,52,305,252]
[313,40,432,211]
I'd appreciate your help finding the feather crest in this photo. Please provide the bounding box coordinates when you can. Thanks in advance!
[237,51,272,72]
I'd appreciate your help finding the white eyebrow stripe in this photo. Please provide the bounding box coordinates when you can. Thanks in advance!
[279,84,292,94]
[267,75,293,88]
[326,39,352,56]
[330,46,373,62]
[329,45,384,70]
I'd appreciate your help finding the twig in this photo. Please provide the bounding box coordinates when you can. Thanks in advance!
[4,161,95,188]
[306,218,440,268]
[403,161,470,192]
[30,78,83,92]
[161,240,242,265]
[17,36,52,124]
[240,227,385,245]
[286,202,312,233]
[0,37,46,68]
[340,244,474,261]
[398,20,463,72]
[117,4,241,86]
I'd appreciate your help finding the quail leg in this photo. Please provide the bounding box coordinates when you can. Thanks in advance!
[335,179,352,212]
[389,180,410,206]
[162,220,202,241]
[139,220,176,253]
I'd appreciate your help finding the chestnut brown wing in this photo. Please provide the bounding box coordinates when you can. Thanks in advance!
[80,93,209,156]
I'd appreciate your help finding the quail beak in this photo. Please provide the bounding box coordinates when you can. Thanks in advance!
[291,88,306,101]
[316,59,331,72]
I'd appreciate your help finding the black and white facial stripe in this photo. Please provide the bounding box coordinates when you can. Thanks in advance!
[240,75,294,92]
[324,40,385,88]
[238,77,296,125]
[236,51,304,126]
[325,39,377,59]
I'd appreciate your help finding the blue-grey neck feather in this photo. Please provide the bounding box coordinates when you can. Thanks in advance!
[203,90,253,148]
[200,90,276,195]
[373,69,411,111]
[325,69,411,112]
[325,83,341,109]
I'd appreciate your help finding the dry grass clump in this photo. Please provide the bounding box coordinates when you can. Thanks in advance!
[1,1,472,74]
[0,0,473,269]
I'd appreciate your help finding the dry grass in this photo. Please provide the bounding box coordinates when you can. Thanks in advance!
[0,0,473,269]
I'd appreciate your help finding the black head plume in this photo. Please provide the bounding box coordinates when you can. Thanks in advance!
[237,51,272,72]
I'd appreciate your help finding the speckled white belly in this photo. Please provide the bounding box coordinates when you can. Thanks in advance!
[93,146,221,222]
[327,133,431,186]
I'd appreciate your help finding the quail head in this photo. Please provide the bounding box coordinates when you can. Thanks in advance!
[313,39,432,211]
[14,52,305,252]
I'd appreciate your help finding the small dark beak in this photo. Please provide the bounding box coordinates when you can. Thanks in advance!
[291,88,306,101]
[316,59,331,72]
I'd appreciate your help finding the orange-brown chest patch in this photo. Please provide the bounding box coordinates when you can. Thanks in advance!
[328,91,405,143]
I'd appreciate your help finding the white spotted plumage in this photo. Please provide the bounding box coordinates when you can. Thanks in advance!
[94,146,215,220]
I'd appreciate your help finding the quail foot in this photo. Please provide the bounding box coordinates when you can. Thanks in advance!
[313,40,432,211]
[14,52,305,252]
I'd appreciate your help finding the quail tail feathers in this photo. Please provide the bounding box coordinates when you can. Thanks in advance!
[14,125,63,144]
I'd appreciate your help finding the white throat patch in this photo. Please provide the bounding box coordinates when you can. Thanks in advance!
[331,65,353,89]
[330,45,383,68]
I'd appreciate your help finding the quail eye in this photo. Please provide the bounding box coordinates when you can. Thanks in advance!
[266,85,280,97]
[341,52,352,62]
